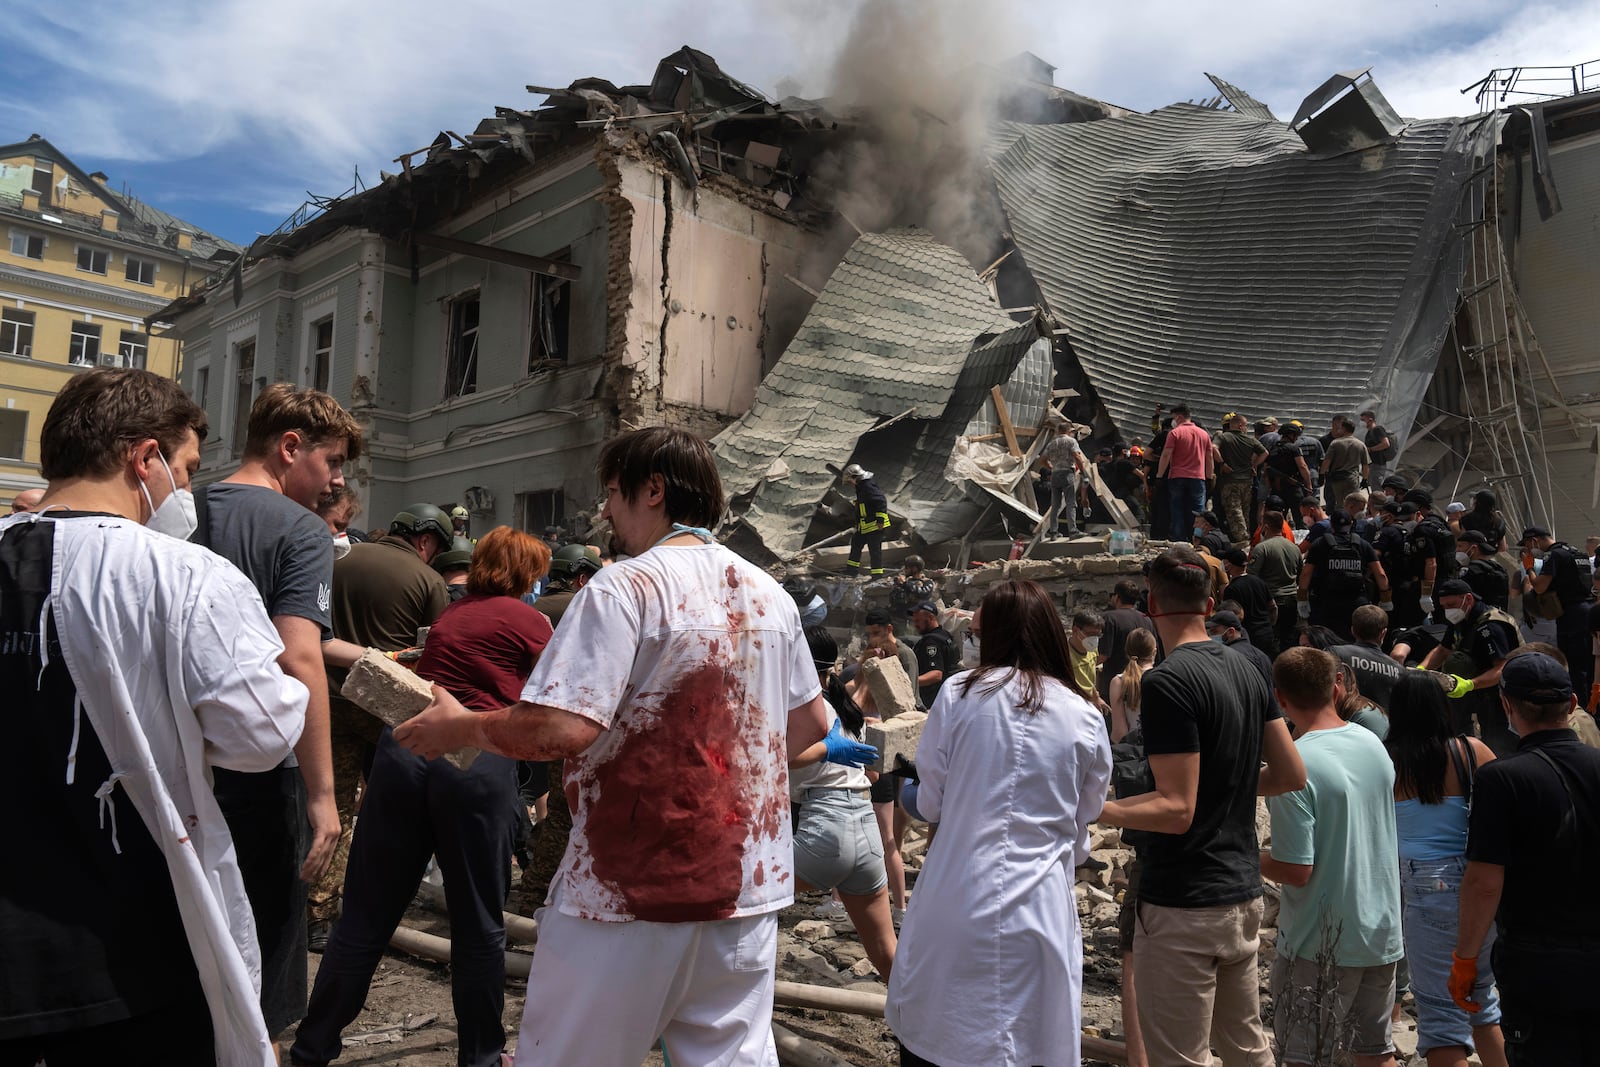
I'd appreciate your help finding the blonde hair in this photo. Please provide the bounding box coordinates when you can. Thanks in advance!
[1120,629,1159,715]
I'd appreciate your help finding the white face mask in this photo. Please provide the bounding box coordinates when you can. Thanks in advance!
[332,534,352,560]
[1444,607,1468,625]
[1455,551,1470,565]
[140,452,197,540]
[1082,636,1100,654]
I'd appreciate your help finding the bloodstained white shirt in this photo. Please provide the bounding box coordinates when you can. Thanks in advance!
[522,542,818,922]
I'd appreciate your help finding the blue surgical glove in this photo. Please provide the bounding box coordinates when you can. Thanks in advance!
[822,719,878,768]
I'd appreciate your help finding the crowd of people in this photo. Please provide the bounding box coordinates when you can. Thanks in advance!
[4,370,1599,1067]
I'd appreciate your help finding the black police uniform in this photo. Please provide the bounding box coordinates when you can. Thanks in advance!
[1544,541,1595,697]
[1305,531,1375,640]
[1436,601,1521,754]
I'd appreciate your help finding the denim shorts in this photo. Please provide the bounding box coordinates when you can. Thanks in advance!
[792,788,887,897]
[1402,854,1501,1055]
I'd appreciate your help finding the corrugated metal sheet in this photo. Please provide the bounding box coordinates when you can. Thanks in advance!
[988,104,1501,449]
[713,228,1020,557]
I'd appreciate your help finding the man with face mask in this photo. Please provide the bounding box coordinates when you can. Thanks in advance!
[1420,579,1523,754]
[1068,611,1110,711]
[190,383,362,1033]
[1457,531,1509,610]
[1519,526,1596,700]
[0,369,307,1066]
[316,487,362,561]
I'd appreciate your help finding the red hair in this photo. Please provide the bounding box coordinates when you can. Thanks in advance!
[466,526,551,598]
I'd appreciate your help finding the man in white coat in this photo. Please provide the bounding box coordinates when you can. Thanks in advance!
[0,368,309,1067]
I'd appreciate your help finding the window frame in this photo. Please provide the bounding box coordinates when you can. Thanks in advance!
[8,230,44,260]
[310,316,333,393]
[445,290,481,398]
[117,329,148,370]
[75,245,108,276]
[232,338,257,456]
[0,308,35,358]
[124,255,156,286]
[68,321,102,367]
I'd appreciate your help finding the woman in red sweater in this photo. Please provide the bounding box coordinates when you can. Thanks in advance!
[292,526,552,1067]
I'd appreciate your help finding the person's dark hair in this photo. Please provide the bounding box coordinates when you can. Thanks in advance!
[1385,672,1456,804]
[1263,509,1285,531]
[40,368,209,480]
[316,485,362,521]
[1360,410,1376,420]
[1299,625,1341,650]
[1273,647,1337,711]
[806,625,865,737]
[1112,579,1140,606]
[1072,610,1103,631]
[863,609,892,628]
[1335,662,1375,721]
[1471,489,1497,514]
[1351,604,1388,642]
[1170,403,1189,416]
[959,580,1078,712]
[1338,416,1357,433]
[597,426,723,528]
[1146,545,1211,614]
[1219,598,1245,618]
[243,382,363,461]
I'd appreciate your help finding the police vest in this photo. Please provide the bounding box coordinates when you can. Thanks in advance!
[1409,517,1459,581]
[1550,543,1596,606]
[1446,604,1522,670]
[1463,558,1510,609]
[1316,534,1367,596]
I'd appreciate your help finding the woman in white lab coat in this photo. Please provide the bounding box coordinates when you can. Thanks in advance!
[886,579,1113,1067]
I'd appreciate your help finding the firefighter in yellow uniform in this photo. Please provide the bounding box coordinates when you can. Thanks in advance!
[842,463,890,577]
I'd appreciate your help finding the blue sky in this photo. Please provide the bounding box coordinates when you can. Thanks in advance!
[2,0,1595,246]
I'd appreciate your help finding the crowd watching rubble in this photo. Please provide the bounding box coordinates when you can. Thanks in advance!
[3,376,1597,1067]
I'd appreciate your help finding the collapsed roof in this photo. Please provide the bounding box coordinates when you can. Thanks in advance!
[987,93,1503,449]
[713,228,1038,558]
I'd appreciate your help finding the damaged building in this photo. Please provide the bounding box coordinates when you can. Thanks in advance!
[153,47,849,530]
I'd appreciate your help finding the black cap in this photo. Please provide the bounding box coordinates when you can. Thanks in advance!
[1404,488,1433,507]
[1381,501,1402,516]
[910,601,938,616]
[864,609,892,627]
[1223,547,1249,567]
[1097,446,1113,457]
[1500,652,1574,702]
[1397,502,1420,518]
[1329,510,1353,532]
[1265,494,1285,508]
[1519,525,1552,544]
[1207,610,1243,632]
[1457,530,1492,549]
[1437,578,1474,598]
[1381,475,1409,492]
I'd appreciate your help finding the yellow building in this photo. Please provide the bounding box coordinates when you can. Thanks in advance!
[0,135,239,503]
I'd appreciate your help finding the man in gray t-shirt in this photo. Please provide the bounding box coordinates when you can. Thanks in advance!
[1041,422,1088,538]
[192,383,359,1037]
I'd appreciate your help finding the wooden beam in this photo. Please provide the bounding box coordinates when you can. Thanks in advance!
[991,386,1023,458]
[412,232,581,281]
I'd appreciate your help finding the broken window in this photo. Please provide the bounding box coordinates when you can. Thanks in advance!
[8,231,43,260]
[30,161,52,208]
[311,317,333,392]
[0,409,25,460]
[125,256,156,285]
[75,246,107,275]
[1,308,34,357]
[117,330,147,370]
[232,339,256,455]
[446,292,480,397]
[528,260,570,370]
[193,365,209,407]
[518,489,565,534]
[68,321,101,366]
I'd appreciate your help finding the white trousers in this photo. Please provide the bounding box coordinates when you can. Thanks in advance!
[514,899,780,1067]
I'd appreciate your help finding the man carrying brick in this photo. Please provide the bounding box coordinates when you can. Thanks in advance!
[395,427,833,1066]
[191,383,361,1037]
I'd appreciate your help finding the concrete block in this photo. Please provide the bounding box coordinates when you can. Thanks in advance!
[862,655,917,720]
[864,711,927,774]
[793,920,834,942]
[342,650,479,770]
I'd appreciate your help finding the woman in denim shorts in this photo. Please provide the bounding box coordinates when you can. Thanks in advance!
[1387,672,1509,1067]
[790,627,898,980]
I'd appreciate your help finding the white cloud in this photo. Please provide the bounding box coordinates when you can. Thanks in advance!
[3,0,1595,219]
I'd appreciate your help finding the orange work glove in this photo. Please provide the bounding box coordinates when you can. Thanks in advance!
[1591,682,1600,712]
[1449,952,1481,1013]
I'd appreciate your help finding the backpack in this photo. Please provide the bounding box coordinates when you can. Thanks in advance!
[1317,533,1367,596]
[1408,516,1459,581]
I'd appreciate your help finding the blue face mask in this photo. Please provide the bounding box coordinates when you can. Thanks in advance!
[1193,526,1204,539]
[1210,633,1227,645]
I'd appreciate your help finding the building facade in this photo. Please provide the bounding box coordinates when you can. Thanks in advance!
[0,135,238,501]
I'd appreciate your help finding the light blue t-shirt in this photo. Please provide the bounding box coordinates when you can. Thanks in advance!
[1270,723,1403,967]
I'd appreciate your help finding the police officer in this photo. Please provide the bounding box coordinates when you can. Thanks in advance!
[1457,531,1510,610]
[1420,578,1522,754]
[1297,509,1389,641]
[1406,489,1459,623]
[433,536,475,602]
[1265,423,1313,526]
[841,463,890,577]
[1520,525,1596,698]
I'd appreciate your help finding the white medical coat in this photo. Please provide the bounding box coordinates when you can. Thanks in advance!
[886,670,1112,1067]
[4,511,308,1065]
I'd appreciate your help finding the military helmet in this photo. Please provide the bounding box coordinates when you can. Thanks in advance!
[549,542,602,581]
[433,535,475,573]
[390,502,453,547]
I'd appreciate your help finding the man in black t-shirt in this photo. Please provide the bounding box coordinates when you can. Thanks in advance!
[1098,579,1157,699]
[1298,511,1389,641]
[1099,546,1304,1067]
[1360,411,1394,484]
[1457,530,1510,609]
[1520,526,1596,700]
[1221,549,1279,657]
[909,601,961,708]
[1454,653,1600,1065]
[1421,579,1522,755]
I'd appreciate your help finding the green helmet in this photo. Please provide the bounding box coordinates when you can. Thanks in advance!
[550,542,602,582]
[433,535,475,574]
[390,502,453,548]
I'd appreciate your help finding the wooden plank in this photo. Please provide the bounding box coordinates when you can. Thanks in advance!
[1082,459,1138,530]
[991,386,1023,458]
[412,232,581,281]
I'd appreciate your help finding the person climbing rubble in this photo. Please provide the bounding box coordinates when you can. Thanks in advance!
[842,462,891,577]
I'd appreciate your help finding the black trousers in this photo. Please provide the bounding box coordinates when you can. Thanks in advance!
[1556,601,1594,699]
[0,983,215,1067]
[291,730,519,1067]
[899,1040,941,1066]
[849,529,885,573]
[1495,938,1600,1066]
[214,762,309,1036]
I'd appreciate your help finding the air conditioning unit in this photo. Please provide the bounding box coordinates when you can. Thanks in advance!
[100,351,120,367]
